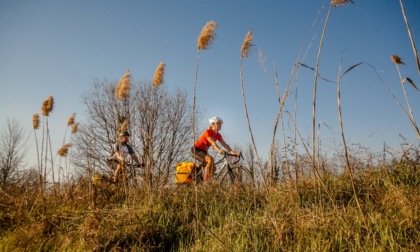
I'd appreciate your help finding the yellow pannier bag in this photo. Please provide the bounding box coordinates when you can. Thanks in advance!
[174,162,195,184]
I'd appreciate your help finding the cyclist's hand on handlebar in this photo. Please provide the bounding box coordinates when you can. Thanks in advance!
[230,151,241,157]
[226,150,240,157]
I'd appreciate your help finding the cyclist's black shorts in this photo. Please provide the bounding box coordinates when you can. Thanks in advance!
[191,146,207,163]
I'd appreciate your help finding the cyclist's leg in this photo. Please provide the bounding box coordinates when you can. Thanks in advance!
[191,147,213,181]
[120,163,127,184]
[191,147,205,163]
[203,155,215,181]
[113,162,122,183]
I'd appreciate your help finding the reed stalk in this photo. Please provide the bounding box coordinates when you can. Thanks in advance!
[337,58,367,228]
[33,114,42,185]
[311,3,332,176]
[311,0,353,198]
[391,55,420,139]
[270,63,291,185]
[40,96,54,186]
[368,62,420,140]
[399,0,420,75]
[240,29,269,191]
[193,21,218,145]
[193,20,218,239]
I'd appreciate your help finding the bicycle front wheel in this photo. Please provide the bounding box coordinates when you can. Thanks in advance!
[219,165,254,188]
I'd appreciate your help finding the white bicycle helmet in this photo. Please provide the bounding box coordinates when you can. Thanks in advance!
[209,116,223,124]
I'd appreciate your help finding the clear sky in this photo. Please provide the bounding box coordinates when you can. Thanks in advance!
[1,0,419,168]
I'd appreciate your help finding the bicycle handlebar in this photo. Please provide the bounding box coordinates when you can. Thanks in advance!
[223,151,242,164]
[123,162,144,168]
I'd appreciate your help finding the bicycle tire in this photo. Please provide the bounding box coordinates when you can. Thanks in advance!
[219,165,254,188]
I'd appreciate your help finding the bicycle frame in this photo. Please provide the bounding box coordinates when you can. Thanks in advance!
[213,153,241,182]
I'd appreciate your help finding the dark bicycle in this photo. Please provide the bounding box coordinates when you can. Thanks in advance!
[188,152,254,188]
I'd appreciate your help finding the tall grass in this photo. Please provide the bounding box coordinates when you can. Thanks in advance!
[1,157,418,251]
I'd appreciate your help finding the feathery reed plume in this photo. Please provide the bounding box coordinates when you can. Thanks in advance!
[197,21,218,50]
[391,55,405,65]
[241,30,253,58]
[67,113,76,126]
[331,0,354,7]
[71,122,79,134]
[120,119,128,132]
[57,143,72,157]
[116,69,131,99]
[153,62,165,86]
[33,114,40,130]
[41,96,54,116]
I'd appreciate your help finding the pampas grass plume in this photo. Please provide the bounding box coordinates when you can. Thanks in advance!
[33,114,40,129]
[71,122,79,134]
[120,119,128,132]
[153,62,165,86]
[67,113,76,126]
[392,55,405,65]
[241,30,254,58]
[197,21,218,50]
[58,143,72,157]
[116,69,131,99]
[41,96,54,116]
[331,0,354,7]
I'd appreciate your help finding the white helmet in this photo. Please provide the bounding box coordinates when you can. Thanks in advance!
[209,116,223,124]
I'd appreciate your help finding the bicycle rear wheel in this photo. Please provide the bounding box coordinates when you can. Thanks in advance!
[219,165,254,188]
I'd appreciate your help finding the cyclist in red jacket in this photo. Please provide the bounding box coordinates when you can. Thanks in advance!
[192,117,239,181]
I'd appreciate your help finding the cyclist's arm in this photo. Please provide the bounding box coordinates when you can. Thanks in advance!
[207,137,224,154]
[219,139,239,156]
[111,149,124,163]
[130,153,142,166]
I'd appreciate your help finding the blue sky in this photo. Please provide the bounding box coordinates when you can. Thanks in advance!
[1,0,419,167]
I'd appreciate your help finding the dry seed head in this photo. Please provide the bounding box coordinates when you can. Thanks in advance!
[58,143,72,157]
[153,62,166,86]
[120,119,128,132]
[67,113,76,126]
[391,55,405,65]
[116,69,131,99]
[71,122,79,134]
[331,0,354,7]
[41,96,54,116]
[32,114,40,130]
[241,30,254,58]
[197,21,218,50]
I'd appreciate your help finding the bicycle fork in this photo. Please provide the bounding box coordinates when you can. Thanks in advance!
[226,164,236,184]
